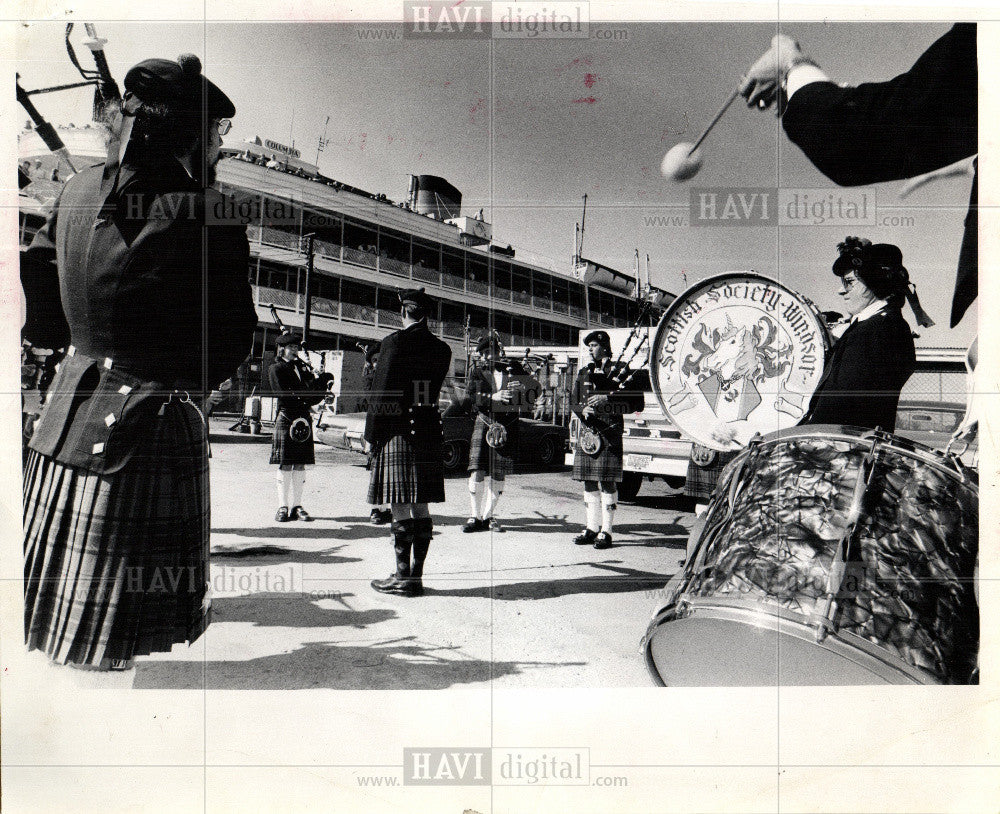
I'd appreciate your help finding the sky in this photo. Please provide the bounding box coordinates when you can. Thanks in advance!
[16,20,976,348]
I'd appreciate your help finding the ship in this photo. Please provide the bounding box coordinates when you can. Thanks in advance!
[19,123,677,416]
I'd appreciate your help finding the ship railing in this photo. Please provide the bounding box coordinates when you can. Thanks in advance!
[378,309,403,329]
[379,256,411,278]
[467,279,490,297]
[442,320,465,340]
[411,263,441,286]
[441,271,464,291]
[258,226,302,251]
[311,297,338,317]
[342,246,378,269]
[313,238,343,261]
[341,301,377,323]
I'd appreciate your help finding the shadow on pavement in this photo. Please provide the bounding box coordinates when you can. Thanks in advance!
[429,562,673,601]
[211,543,363,565]
[209,591,396,629]
[135,636,580,690]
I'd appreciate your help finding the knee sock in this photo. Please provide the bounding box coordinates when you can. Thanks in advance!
[483,478,504,519]
[276,469,292,508]
[291,468,305,508]
[469,475,485,518]
[583,490,600,532]
[600,490,617,533]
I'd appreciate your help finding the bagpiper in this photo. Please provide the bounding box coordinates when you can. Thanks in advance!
[463,334,541,532]
[269,332,327,522]
[570,330,645,549]
[21,54,255,682]
[365,288,452,596]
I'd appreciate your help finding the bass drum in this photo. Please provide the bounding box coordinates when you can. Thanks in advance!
[650,272,830,451]
[643,425,979,686]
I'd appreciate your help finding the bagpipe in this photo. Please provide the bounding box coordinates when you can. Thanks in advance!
[268,304,335,395]
[473,330,529,450]
[577,305,651,456]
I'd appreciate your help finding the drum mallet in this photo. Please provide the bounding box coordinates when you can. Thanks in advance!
[661,83,744,182]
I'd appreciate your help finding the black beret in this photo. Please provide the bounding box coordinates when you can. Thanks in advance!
[583,330,611,349]
[124,54,235,119]
[476,335,501,354]
[833,237,909,300]
[398,287,435,311]
[275,332,303,347]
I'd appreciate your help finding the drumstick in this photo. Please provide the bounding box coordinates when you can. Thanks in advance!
[691,84,742,152]
[661,83,743,182]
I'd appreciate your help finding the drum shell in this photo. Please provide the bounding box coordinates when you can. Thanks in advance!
[644,425,978,686]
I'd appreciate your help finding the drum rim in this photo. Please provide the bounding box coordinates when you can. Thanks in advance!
[643,595,937,686]
[650,271,832,451]
[749,424,978,495]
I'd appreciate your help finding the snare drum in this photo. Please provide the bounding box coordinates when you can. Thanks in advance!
[643,425,978,685]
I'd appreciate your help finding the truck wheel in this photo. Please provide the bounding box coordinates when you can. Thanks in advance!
[442,439,467,472]
[618,471,643,502]
[538,435,558,467]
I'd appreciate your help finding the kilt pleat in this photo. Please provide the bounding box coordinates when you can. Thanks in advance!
[467,414,516,477]
[367,435,445,505]
[23,399,210,665]
[270,411,315,465]
[572,434,624,483]
[684,449,740,500]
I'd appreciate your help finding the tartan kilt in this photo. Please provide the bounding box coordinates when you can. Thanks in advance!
[684,448,740,501]
[367,435,446,504]
[572,432,624,483]
[467,413,517,478]
[270,411,315,466]
[23,398,210,665]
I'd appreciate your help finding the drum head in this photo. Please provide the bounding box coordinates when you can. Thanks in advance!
[651,273,830,451]
[645,603,933,686]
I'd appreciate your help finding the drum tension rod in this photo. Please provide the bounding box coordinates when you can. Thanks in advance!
[811,435,883,643]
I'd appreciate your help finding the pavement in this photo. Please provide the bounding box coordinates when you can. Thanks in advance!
[134,418,695,690]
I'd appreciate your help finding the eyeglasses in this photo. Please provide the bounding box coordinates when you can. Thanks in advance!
[216,119,232,136]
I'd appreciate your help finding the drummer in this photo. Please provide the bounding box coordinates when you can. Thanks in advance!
[802,237,927,432]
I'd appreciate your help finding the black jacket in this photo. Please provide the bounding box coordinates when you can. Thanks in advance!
[782,23,977,326]
[803,308,915,431]
[364,321,452,451]
[268,358,325,417]
[464,360,541,428]
[571,359,645,439]
[20,160,257,387]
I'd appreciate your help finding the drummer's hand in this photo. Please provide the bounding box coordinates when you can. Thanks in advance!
[739,34,806,109]
[582,406,596,420]
[710,422,739,445]
[586,394,609,408]
[492,389,513,403]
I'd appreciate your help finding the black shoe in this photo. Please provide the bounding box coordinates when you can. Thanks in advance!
[378,508,393,524]
[371,508,387,525]
[275,507,290,522]
[594,532,613,549]
[371,575,420,596]
[291,506,312,521]
[463,517,486,533]
[487,518,503,533]
[573,529,598,545]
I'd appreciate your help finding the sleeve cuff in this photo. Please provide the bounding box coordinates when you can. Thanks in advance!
[786,64,831,98]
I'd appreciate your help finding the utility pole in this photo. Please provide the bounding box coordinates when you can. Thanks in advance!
[302,233,316,346]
